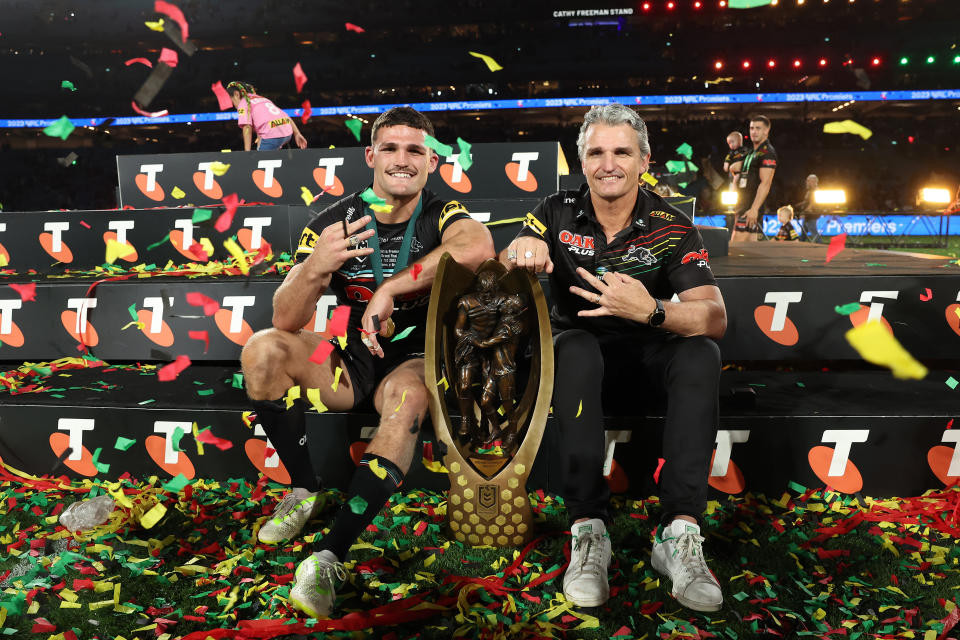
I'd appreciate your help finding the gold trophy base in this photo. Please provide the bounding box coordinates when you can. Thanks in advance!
[446,458,533,547]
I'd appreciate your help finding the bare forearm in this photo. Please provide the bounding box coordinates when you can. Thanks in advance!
[751,180,772,211]
[242,126,253,151]
[272,261,331,331]
[660,299,727,339]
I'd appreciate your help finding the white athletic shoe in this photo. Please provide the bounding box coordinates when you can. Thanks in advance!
[562,518,612,607]
[257,488,322,544]
[651,519,723,612]
[290,550,346,618]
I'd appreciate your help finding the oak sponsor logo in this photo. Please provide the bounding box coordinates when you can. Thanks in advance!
[40,221,74,263]
[848,290,897,334]
[136,163,166,201]
[439,155,473,193]
[193,162,224,199]
[0,299,24,347]
[505,152,539,192]
[214,295,256,345]
[808,429,868,494]
[927,429,960,487]
[138,296,175,347]
[62,297,99,347]
[147,421,196,478]
[709,430,749,494]
[313,157,345,198]
[103,220,139,262]
[252,159,284,198]
[245,422,291,484]
[754,291,802,346]
[50,418,97,476]
[945,291,960,337]
[558,230,595,256]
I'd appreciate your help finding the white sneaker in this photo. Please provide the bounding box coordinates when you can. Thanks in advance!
[257,488,322,544]
[651,519,723,612]
[562,518,612,607]
[290,550,346,618]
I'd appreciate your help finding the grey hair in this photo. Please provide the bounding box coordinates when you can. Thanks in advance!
[576,104,650,161]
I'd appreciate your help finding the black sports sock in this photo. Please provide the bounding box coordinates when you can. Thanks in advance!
[316,453,404,560]
[251,397,322,492]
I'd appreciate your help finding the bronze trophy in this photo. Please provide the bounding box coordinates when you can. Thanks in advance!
[425,255,553,547]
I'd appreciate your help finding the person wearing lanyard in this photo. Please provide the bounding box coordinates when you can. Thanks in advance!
[731,115,778,242]
[239,106,494,618]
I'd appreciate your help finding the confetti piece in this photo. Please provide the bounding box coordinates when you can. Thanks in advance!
[161,473,190,493]
[348,495,368,514]
[436,376,449,391]
[919,288,932,301]
[305,387,328,413]
[154,0,188,41]
[210,161,230,176]
[575,400,582,417]
[641,172,658,186]
[171,186,186,199]
[91,447,109,474]
[139,503,167,529]
[823,119,873,140]
[369,458,387,480]
[345,118,363,142]
[468,51,503,72]
[845,321,928,380]
[232,373,244,389]
[395,389,407,412]
[653,457,665,483]
[171,426,186,452]
[825,233,847,263]
[309,341,334,366]
[328,305,351,337]
[130,100,168,118]
[345,22,365,32]
[157,355,191,381]
[301,100,312,124]
[391,325,417,342]
[423,134,454,157]
[411,263,423,281]
[300,186,315,206]
[223,238,249,275]
[332,367,343,391]
[144,18,165,31]
[186,292,219,314]
[8,283,36,302]
[293,62,308,93]
[211,80,232,110]
[455,137,473,170]
[214,193,240,233]
[125,57,153,68]
[196,427,233,451]
[729,0,773,6]
[114,436,136,451]
[43,115,75,140]
[105,238,136,264]
[835,302,861,315]
[61,80,76,91]
[675,142,693,159]
[192,208,213,224]
[947,377,959,390]
[188,330,209,353]
[58,152,79,167]
[158,47,179,68]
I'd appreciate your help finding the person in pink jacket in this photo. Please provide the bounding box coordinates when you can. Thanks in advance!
[227,81,307,151]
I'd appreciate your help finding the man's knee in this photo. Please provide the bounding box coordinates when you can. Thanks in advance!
[554,329,603,373]
[241,328,295,397]
[382,375,429,412]
[667,336,721,384]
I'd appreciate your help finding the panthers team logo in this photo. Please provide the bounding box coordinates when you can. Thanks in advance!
[624,244,657,266]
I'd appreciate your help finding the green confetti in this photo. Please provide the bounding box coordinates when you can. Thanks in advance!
[423,134,454,157]
[348,494,368,514]
[146,233,170,251]
[675,142,693,159]
[138,398,156,405]
[127,303,138,323]
[61,80,77,91]
[834,302,861,315]
[161,473,190,494]
[43,115,75,140]
[171,426,186,452]
[456,137,473,170]
[729,0,773,6]
[390,325,417,342]
[231,372,244,389]
[91,447,109,474]
[360,187,388,207]
[788,480,807,493]
[664,159,689,174]
[344,118,363,142]
[197,388,215,396]
[947,376,959,390]
[114,436,136,451]
[796,381,806,388]
[192,208,213,224]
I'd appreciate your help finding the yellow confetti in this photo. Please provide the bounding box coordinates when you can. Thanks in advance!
[306,387,327,413]
[209,161,231,176]
[370,202,394,214]
[422,458,449,473]
[192,421,205,456]
[223,237,249,275]
[300,186,315,206]
[199,237,215,257]
[468,51,503,72]
[338,334,347,349]
[331,366,342,391]
[369,458,388,480]
[641,172,658,186]
[395,389,407,412]
[59,601,82,609]
[424,553,436,567]
[105,238,136,265]
[171,186,186,199]
[285,385,301,409]
[575,400,582,417]
[924,630,938,640]
[823,119,873,140]
[436,376,449,391]
[0,254,7,267]
[144,18,165,31]
[845,321,928,380]
[139,503,167,529]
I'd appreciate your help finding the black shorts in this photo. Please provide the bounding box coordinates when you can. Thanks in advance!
[734,211,762,234]
[331,331,425,406]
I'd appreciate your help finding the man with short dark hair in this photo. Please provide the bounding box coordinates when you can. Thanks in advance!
[501,103,727,612]
[241,106,494,617]
[731,115,777,242]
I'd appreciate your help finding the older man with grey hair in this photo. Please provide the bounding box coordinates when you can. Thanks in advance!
[500,103,727,612]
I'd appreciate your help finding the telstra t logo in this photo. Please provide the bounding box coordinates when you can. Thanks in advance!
[808,429,869,493]
[505,152,539,192]
[754,291,802,345]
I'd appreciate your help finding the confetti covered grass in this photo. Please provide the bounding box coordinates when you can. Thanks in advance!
[2,468,960,639]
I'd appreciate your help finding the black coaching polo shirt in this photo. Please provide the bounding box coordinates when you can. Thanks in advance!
[515,185,717,336]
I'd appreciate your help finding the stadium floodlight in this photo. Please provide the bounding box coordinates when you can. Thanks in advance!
[721,190,739,206]
[918,187,951,205]
[814,189,847,205]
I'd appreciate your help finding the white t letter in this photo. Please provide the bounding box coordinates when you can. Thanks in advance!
[763,292,803,332]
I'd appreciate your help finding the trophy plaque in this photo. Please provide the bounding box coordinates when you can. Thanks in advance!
[425,255,554,547]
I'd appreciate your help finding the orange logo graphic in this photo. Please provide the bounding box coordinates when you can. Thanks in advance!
[135,174,165,201]
[253,169,283,198]
[245,439,291,484]
[137,309,174,347]
[39,233,74,263]
[0,301,24,347]
[504,162,538,192]
[808,445,863,494]
[237,228,272,255]
[168,230,208,261]
[439,164,473,194]
[0,243,9,266]
[848,304,893,334]
[193,171,223,199]
[214,308,254,346]
[927,445,960,487]
[49,432,97,477]
[946,303,960,337]
[312,167,344,197]
[61,310,99,346]
[708,450,746,494]
[754,305,799,346]
[102,231,139,262]
[0,322,23,347]
[145,434,196,478]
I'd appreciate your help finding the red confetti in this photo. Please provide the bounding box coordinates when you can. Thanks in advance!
[264,447,276,459]
[188,330,209,353]
[215,193,240,233]
[186,292,219,316]
[825,233,847,263]
[186,241,209,262]
[345,22,365,33]
[125,57,153,68]
[920,288,933,301]
[292,62,308,93]
[612,626,633,637]
[154,0,189,41]
[328,304,351,337]
[653,457,665,483]
[8,283,36,302]
[939,606,960,640]
[309,341,334,366]
[30,619,56,633]
[157,355,191,382]
[411,263,423,281]
[79,220,91,229]
[196,427,233,451]
[212,81,232,111]
[158,47,178,68]
[301,100,312,125]
[948,419,954,430]
[131,100,169,118]
[413,521,427,536]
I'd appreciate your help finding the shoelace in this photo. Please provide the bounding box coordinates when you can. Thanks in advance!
[272,493,309,522]
[313,558,347,593]
[672,531,713,579]
[573,533,607,576]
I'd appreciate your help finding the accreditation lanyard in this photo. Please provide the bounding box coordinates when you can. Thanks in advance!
[739,145,761,188]
[364,194,423,285]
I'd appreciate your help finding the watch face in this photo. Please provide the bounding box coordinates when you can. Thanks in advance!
[650,311,666,327]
